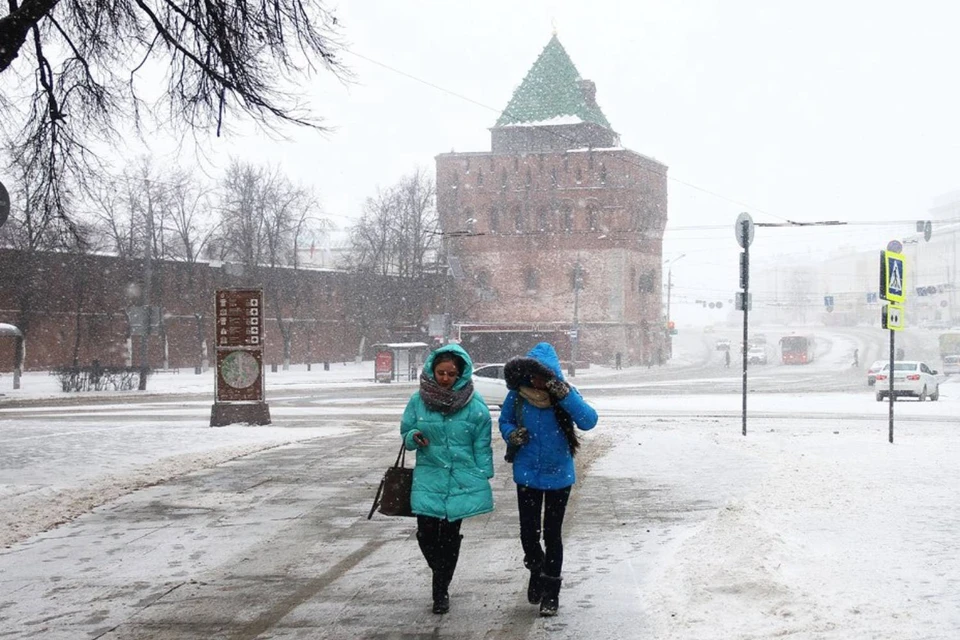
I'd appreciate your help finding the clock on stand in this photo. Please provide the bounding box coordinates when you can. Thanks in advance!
[210,288,271,426]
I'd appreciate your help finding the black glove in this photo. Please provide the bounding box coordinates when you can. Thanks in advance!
[544,378,570,401]
[508,427,529,447]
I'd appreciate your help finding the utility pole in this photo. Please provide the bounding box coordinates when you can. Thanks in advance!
[138,183,154,391]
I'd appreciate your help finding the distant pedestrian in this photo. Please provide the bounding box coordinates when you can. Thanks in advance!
[724,349,731,368]
[853,348,859,368]
[500,342,598,617]
[400,344,494,614]
[615,352,622,370]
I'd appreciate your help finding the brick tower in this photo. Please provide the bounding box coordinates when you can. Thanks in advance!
[435,35,668,367]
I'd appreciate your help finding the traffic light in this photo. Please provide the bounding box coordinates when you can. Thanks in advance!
[667,320,677,335]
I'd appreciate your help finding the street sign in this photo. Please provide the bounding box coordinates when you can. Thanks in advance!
[211,288,269,426]
[886,239,903,253]
[882,303,904,331]
[0,180,9,229]
[216,289,263,347]
[735,212,754,248]
[735,292,752,311]
[824,295,834,308]
[881,250,906,303]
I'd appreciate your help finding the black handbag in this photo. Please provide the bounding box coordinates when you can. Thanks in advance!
[367,443,414,519]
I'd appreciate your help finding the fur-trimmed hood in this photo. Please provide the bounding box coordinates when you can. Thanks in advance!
[504,342,565,390]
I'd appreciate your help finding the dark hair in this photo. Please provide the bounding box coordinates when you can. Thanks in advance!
[432,352,465,376]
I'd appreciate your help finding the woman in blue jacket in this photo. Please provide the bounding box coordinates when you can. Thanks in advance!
[499,342,598,617]
[401,343,494,614]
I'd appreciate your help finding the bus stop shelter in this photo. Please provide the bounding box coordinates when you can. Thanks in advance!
[371,342,430,383]
[0,323,24,389]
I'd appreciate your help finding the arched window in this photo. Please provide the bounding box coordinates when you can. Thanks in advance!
[525,167,532,189]
[524,267,539,291]
[587,203,600,231]
[561,202,574,232]
[476,269,490,289]
[575,167,583,184]
[550,166,559,188]
[477,167,484,187]
[537,206,550,232]
[464,208,476,233]
[489,206,500,233]
[600,163,607,185]
[500,169,508,191]
[514,205,525,233]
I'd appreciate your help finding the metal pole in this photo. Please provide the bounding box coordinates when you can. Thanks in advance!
[138,182,154,390]
[889,328,895,444]
[741,220,749,437]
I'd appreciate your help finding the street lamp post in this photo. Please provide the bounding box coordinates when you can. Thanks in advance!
[663,254,686,361]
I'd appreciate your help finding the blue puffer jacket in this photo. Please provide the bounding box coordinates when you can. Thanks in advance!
[400,344,494,521]
[499,342,598,490]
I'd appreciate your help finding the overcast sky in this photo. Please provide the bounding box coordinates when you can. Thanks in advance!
[133,1,960,320]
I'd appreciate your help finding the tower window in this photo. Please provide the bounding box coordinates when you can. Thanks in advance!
[561,202,573,232]
[477,167,484,187]
[514,205,525,233]
[524,267,539,291]
[489,206,500,233]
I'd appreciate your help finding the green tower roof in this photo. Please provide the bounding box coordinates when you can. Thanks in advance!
[495,35,611,129]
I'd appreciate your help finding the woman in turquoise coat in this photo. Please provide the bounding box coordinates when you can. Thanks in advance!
[400,343,494,614]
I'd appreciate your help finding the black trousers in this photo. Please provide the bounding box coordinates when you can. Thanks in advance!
[416,515,462,571]
[516,484,572,578]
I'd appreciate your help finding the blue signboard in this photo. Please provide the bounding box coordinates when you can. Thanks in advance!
[882,250,905,304]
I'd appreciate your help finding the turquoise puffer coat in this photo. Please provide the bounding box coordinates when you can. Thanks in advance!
[400,344,494,521]
[499,342,598,490]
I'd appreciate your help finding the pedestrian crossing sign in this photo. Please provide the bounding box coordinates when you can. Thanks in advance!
[880,250,905,304]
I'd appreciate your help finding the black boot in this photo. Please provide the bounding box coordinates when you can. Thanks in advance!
[523,558,543,604]
[432,570,450,614]
[539,575,562,617]
[527,570,542,604]
[431,534,462,615]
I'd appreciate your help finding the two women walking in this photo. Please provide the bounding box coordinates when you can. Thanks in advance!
[398,341,597,617]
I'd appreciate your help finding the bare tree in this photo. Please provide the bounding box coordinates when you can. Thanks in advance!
[0,1,349,238]
[344,169,440,347]
[215,160,325,368]
[346,169,439,277]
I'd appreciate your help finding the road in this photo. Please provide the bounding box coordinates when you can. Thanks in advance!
[0,325,953,639]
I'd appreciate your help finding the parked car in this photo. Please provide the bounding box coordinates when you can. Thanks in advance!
[472,363,509,407]
[715,338,730,351]
[874,361,940,401]
[943,355,960,376]
[866,360,886,386]
[747,347,767,365]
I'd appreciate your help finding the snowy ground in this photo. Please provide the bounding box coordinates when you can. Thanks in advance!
[2,353,960,638]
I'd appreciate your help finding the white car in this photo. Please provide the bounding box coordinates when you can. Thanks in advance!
[747,347,767,365]
[874,361,940,401]
[472,364,509,407]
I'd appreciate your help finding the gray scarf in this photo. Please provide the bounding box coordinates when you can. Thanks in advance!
[419,372,474,415]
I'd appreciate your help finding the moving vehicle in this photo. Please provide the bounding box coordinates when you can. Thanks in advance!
[472,363,509,407]
[747,347,767,365]
[874,361,940,401]
[939,331,960,359]
[779,335,815,364]
[866,360,885,386]
[942,355,960,376]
